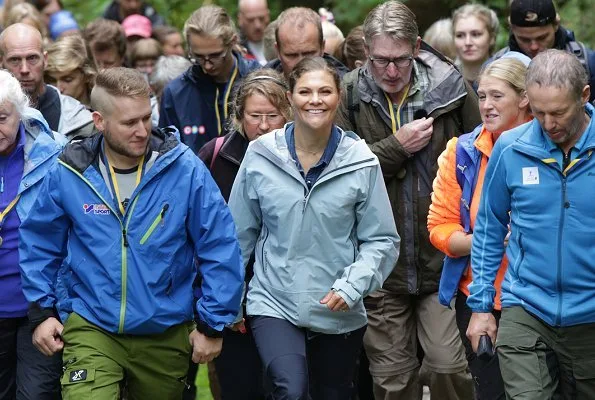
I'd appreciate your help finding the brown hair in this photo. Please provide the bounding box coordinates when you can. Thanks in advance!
[288,56,339,93]
[129,38,163,65]
[152,25,180,46]
[232,68,291,134]
[83,18,127,58]
[341,25,365,70]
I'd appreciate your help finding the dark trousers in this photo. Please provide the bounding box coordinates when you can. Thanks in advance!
[455,292,505,400]
[251,315,366,400]
[215,324,265,399]
[0,317,62,400]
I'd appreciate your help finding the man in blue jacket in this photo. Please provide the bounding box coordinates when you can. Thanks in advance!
[159,5,260,154]
[467,49,595,398]
[19,67,244,399]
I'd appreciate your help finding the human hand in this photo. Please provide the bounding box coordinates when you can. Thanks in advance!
[466,312,498,353]
[32,317,64,356]
[320,290,349,312]
[189,329,223,364]
[395,117,434,154]
[230,318,246,334]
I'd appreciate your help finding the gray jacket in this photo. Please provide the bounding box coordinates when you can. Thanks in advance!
[228,124,400,334]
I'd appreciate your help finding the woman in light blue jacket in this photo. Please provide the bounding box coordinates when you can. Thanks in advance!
[228,57,400,400]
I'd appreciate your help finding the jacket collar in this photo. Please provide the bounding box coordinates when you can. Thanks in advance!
[59,126,182,174]
[219,130,249,166]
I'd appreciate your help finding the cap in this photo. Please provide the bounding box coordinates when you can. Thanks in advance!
[510,0,557,27]
[121,14,152,38]
[49,10,79,40]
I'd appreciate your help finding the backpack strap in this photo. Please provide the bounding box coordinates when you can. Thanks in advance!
[566,40,591,79]
[210,136,225,171]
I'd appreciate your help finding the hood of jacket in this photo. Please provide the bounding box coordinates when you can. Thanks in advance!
[49,85,94,138]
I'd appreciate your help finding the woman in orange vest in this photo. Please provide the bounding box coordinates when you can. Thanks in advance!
[428,56,532,400]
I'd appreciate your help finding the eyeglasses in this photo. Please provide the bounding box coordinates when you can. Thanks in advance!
[188,49,229,65]
[244,113,285,125]
[4,54,42,68]
[368,55,414,69]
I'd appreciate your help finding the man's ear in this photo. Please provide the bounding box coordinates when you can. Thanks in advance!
[92,111,105,132]
[581,84,590,106]
[413,36,421,58]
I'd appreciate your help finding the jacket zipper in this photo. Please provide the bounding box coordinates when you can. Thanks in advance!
[556,175,567,326]
[58,160,140,334]
[140,204,169,245]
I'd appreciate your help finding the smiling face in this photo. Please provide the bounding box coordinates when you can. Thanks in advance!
[288,69,339,132]
[478,75,529,135]
[454,15,492,64]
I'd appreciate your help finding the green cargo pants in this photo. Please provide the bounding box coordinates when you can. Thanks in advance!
[60,313,194,400]
[496,307,595,400]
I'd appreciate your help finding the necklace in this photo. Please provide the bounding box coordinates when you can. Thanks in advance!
[295,144,324,156]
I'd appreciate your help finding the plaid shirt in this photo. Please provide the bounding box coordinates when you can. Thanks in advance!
[391,60,430,128]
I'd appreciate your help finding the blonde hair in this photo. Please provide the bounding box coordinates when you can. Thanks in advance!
[46,34,97,94]
[90,67,151,114]
[479,57,527,94]
[4,3,48,39]
[184,5,237,47]
[423,19,456,60]
[452,4,499,54]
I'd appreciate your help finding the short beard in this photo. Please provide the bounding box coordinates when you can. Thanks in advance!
[103,127,148,159]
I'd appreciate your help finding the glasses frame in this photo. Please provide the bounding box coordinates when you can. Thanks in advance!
[243,112,285,126]
[368,55,414,70]
[188,48,230,66]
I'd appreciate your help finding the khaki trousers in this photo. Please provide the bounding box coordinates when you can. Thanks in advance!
[363,291,473,400]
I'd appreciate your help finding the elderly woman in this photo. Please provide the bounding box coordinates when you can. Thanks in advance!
[45,34,97,107]
[198,67,291,400]
[0,70,65,399]
[229,57,400,399]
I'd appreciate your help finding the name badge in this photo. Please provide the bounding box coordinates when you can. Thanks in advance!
[522,167,539,185]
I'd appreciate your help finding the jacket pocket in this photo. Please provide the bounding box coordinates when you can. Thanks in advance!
[140,203,170,245]
[510,232,525,283]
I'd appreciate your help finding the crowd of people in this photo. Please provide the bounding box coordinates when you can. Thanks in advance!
[0,0,594,399]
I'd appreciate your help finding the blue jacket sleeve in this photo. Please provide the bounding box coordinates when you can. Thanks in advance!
[158,84,177,129]
[467,138,511,312]
[19,165,70,310]
[186,160,244,331]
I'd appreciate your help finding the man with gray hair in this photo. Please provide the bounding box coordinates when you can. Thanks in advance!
[265,7,347,78]
[467,49,595,398]
[336,1,480,398]
[0,23,95,140]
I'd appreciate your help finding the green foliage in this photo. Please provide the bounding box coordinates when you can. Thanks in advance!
[61,0,593,51]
